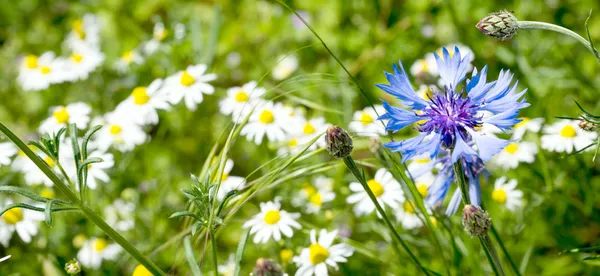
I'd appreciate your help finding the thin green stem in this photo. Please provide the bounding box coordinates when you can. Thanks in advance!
[517,21,600,62]
[491,225,521,276]
[452,161,505,276]
[210,230,219,276]
[55,162,77,192]
[342,156,430,275]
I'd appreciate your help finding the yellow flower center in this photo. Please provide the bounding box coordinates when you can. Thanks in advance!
[154,30,168,41]
[52,107,70,124]
[71,53,84,63]
[40,66,51,75]
[72,19,85,39]
[309,193,322,206]
[180,71,196,86]
[94,238,108,251]
[415,158,430,164]
[417,183,428,197]
[259,110,274,124]
[234,90,249,102]
[132,87,150,105]
[288,138,298,148]
[3,208,24,225]
[302,183,317,196]
[505,142,519,154]
[404,201,415,214]
[25,55,38,69]
[360,112,374,125]
[132,264,153,276]
[309,243,329,265]
[303,123,316,135]
[263,210,281,225]
[122,51,134,63]
[492,189,507,204]
[419,60,428,71]
[367,179,384,198]
[40,188,55,198]
[280,249,294,264]
[514,117,530,128]
[560,125,577,138]
[109,124,122,135]
[430,216,438,227]
[44,156,55,168]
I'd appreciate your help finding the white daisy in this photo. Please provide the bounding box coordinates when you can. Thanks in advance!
[18,150,59,187]
[83,149,114,190]
[491,177,523,211]
[0,142,17,166]
[541,120,597,153]
[66,14,101,50]
[346,168,404,216]
[302,177,336,214]
[242,199,301,244]
[293,229,354,276]
[77,237,122,269]
[38,102,91,135]
[218,254,235,276]
[409,53,438,77]
[272,55,298,81]
[114,49,144,73]
[493,141,538,170]
[104,199,135,232]
[348,105,386,137]
[17,52,67,91]
[406,154,436,179]
[219,81,266,122]
[0,199,44,246]
[162,64,217,110]
[214,159,246,201]
[294,117,330,149]
[512,117,544,139]
[395,201,424,230]
[414,172,435,199]
[93,112,148,152]
[240,101,291,145]
[114,79,170,125]
[62,43,105,82]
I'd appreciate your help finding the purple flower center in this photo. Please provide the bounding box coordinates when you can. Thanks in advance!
[417,89,482,148]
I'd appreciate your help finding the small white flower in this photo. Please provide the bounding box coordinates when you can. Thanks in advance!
[143,39,161,55]
[17,52,68,91]
[409,53,438,77]
[348,105,386,137]
[0,143,17,166]
[66,14,101,50]
[62,43,105,82]
[39,102,91,135]
[414,172,435,199]
[104,199,135,232]
[214,159,246,201]
[512,117,544,139]
[293,229,354,276]
[294,117,330,149]
[346,168,404,216]
[153,22,168,41]
[93,112,148,152]
[541,120,597,153]
[83,149,114,190]
[240,101,292,145]
[493,141,538,170]
[219,81,266,122]
[226,52,242,68]
[115,79,170,125]
[218,254,235,276]
[174,23,186,40]
[491,177,523,211]
[77,238,122,269]
[299,177,336,214]
[272,55,298,80]
[0,200,44,246]
[163,64,217,110]
[114,50,144,73]
[242,199,301,244]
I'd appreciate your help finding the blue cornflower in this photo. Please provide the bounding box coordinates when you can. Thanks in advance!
[377,46,529,214]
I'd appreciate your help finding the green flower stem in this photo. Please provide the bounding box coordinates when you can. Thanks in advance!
[518,21,600,62]
[0,122,166,276]
[342,156,430,275]
[491,225,521,276]
[453,161,505,276]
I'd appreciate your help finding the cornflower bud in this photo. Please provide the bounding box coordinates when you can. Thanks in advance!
[462,204,491,237]
[65,259,81,275]
[252,258,284,276]
[325,126,353,159]
[476,10,519,41]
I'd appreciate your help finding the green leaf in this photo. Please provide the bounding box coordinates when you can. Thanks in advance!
[234,229,250,276]
[169,211,202,221]
[81,125,102,161]
[77,157,104,178]
[183,236,202,276]
[0,186,49,203]
[69,124,82,190]
[44,200,55,227]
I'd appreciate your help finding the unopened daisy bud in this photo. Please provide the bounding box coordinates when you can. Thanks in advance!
[65,259,81,275]
[476,10,519,41]
[462,204,491,237]
[579,120,597,132]
[252,258,284,276]
[325,125,353,159]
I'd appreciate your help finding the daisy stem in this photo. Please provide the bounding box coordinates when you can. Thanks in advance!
[453,161,505,276]
[517,20,600,63]
[342,156,431,275]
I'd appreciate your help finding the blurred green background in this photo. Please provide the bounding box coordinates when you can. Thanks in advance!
[1,0,600,275]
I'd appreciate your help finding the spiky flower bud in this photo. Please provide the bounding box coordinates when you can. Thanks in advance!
[579,120,597,132]
[325,125,353,159]
[252,258,284,276]
[462,204,491,237]
[476,10,519,41]
[65,259,81,275]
